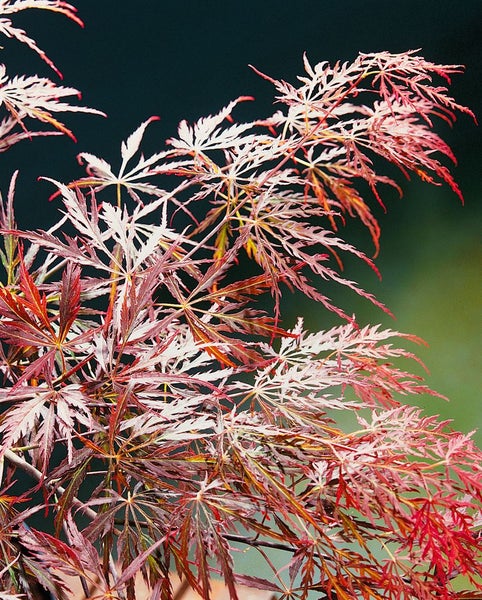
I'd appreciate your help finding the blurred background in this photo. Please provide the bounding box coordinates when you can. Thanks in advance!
[1,0,480,442]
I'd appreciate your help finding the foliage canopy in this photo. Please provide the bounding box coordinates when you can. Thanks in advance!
[0,2,480,599]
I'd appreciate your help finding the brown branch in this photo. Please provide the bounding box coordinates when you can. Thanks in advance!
[4,448,99,521]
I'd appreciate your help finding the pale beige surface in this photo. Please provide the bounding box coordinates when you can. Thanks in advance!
[57,571,276,599]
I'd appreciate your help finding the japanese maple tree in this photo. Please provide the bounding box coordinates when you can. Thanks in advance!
[0,2,480,600]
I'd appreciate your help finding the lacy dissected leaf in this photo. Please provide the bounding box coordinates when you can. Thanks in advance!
[0,65,105,140]
[0,114,62,152]
[169,96,255,154]
[67,117,178,200]
[0,0,82,76]
[0,383,92,470]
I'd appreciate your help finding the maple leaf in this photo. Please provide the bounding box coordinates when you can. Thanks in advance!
[168,96,255,154]
[0,65,105,141]
[0,114,62,152]
[62,116,183,201]
[0,383,92,471]
[0,0,83,76]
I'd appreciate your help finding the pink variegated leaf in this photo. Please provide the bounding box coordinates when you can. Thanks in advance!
[76,152,117,183]
[0,65,105,141]
[0,0,83,76]
[119,115,160,175]
[168,96,255,153]
[0,114,62,152]
[0,0,82,23]
[67,119,176,200]
[0,393,47,453]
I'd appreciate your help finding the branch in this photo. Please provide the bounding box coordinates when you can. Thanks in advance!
[3,448,98,521]
[222,533,332,558]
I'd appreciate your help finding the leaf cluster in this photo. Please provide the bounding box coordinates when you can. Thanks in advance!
[0,3,480,599]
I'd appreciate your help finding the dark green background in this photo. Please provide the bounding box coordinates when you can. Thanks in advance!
[2,1,481,441]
